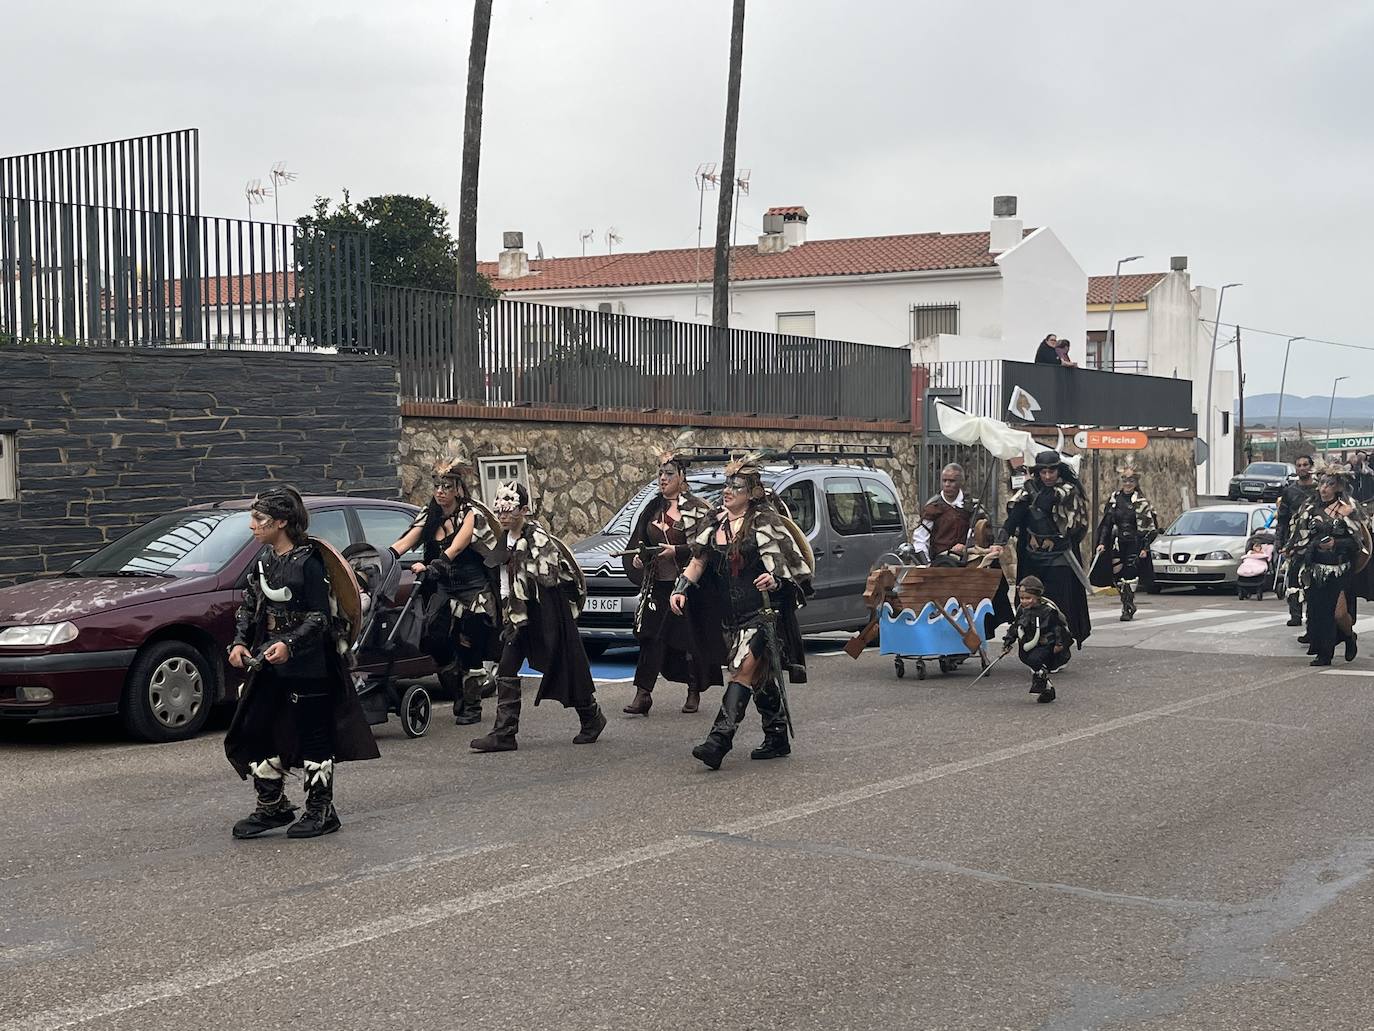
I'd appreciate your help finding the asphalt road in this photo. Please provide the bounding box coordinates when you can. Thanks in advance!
[4,589,1374,1031]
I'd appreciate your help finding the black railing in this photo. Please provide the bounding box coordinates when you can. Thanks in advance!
[1,129,199,215]
[374,288,912,421]
[916,359,1195,430]
[0,195,368,350]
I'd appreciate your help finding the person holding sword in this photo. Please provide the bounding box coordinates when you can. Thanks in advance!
[670,453,814,770]
[620,449,722,716]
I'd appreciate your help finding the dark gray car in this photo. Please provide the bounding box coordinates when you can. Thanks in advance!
[571,458,908,654]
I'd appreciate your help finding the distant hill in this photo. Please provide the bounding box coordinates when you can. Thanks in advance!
[1242,393,1374,427]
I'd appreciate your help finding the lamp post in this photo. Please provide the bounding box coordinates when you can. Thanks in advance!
[1203,282,1242,494]
[1104,254,1143,370]
[1327,375,1348,460]
[1274,336,1304,463]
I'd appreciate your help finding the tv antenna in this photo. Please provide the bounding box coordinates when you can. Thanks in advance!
[606,227,622,254]
[693,163,720,317]
[244,179,272,221]
[579,229,595,257]
[269,162,297,223]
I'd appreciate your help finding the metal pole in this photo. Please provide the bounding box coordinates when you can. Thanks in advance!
[1327,375,1348,459]
[1104,255,1140,369]
[1203,282,1241,495]
[1275,336,1303,464]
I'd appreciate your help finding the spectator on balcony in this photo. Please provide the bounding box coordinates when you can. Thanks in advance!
[1033,334,1060,365]
[1054,338,1078,368]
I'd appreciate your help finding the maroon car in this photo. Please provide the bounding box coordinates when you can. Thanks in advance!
[0,496,430,742]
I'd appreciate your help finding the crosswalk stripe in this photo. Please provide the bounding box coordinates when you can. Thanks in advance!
[1186,613,1293,635]
[1095,608,1246,630]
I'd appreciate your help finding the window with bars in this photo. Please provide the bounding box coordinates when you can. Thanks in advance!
[910,303,959,341]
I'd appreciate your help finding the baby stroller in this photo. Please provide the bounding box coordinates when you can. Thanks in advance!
[343,543,433,738]
[1236,529,1277,601]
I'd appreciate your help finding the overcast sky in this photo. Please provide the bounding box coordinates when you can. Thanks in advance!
[8,0,1371,397]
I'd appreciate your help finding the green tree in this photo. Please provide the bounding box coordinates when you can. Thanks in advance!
[290,191,494,351]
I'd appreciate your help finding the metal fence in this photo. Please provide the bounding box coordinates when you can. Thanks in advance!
[375,288,913,421]
[0,195,368,350]
[1,129,199,214]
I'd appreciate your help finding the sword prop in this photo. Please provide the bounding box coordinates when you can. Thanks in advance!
[759,588,795,740]
[970,647,1013,686]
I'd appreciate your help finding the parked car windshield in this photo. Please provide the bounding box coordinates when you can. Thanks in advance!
[1243,463,1289,477]
[1165,510,1249,537]
[67,511,252,577]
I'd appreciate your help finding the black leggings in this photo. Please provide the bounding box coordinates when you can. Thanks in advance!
[288,677,335,762]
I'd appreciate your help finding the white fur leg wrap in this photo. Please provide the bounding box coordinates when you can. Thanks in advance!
[249,756,286,780]
[303,758,334,788]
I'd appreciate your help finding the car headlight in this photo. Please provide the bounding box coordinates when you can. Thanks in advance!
[0,622,79,646]
[1200,551,1234,561]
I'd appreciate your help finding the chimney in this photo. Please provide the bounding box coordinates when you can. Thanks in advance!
[1170,255,1188,271]
[988,195,1022,254]
[498,231,529,280]
[758,206,808,254]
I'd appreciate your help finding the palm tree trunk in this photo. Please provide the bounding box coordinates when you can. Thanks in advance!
[456,0,493,400]
[710,0,746,410]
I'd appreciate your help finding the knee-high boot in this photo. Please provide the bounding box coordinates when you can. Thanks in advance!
[232,757,296,839]
[454,669,486,725]
[1119,579,1137,622]
[750,680,791,760]
[573,698,607,744]
[692,681,752,770]
[470,676,521,752]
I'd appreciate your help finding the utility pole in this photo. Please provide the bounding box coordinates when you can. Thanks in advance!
[456,0,493,400]
[1235,327,1246,467]
[709,0,746,410]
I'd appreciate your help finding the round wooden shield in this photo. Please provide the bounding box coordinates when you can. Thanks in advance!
[311,536,363,648]
[1356,519,1373,575]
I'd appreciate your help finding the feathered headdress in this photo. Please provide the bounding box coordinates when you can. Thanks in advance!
[658,448,689,472]
[1117,466,1141,483]
[433,453,474,481]
[724,450,769,501]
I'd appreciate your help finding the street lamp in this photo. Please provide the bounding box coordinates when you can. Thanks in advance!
[1274,336,1304,463]
[1104,254,1143,369]
[1203,282,1242,494]
[1327,375,1349,459]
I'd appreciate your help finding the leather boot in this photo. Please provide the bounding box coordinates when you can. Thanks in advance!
[287,759,341,838]
[573,699,607,743]
[692,681,751,770]
[470,677,521,752]
[1032,668,1056,703]
[454,670,485,725]
[1346,632,1359,663]
[681,687,701,713]
[1286,594,1304,627]
[623,687,653,716]
[750,680,790,760]
[1119,581,1136,622]
[232,758,296,839]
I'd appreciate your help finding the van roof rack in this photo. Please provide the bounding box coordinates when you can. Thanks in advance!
[672,443,893,470]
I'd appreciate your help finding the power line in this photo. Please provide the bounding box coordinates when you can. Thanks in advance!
[1198,318,1374,354]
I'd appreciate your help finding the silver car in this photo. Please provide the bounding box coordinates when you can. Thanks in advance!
[1148,503,1276,592]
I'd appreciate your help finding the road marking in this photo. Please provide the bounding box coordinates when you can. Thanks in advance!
[1,669,1312,1031]
[1095,609,1247,630]
[1163,713,1309,732]
[1318,668,1374,677]
[1186,613,1293,635]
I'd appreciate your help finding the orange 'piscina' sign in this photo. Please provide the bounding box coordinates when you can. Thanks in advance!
[1084,430,1148,450]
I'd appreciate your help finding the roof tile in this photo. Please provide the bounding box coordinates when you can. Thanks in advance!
[1086,272,1167,305]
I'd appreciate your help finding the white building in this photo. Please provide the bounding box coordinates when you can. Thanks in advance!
[480,197,1087,365]
[1085,264,1236,494]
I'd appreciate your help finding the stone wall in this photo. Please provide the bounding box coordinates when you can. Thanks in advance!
[0,344,399,585]
[401,408,918,538]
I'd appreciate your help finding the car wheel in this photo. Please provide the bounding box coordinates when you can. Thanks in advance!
[583,641,609,659]
[120,641,213,743]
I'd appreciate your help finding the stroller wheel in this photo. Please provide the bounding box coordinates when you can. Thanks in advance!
[400,684,432,738]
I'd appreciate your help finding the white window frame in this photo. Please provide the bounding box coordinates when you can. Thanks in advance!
[776,311,816,337]
[478,454,532,509]
[0,433,16,502]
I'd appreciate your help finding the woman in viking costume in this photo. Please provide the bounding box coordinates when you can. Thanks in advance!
[388,456,501,726]
[1092,467,1159,622]
[469,481,605,752]
[997,449,1092,648]
[225,486,379,840]
[1300,468,1369,666]
[622,448,724,716]
[670,452,815,770]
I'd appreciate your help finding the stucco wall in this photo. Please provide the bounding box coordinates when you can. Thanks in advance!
[996,228,1087,359]
[401,413,918,539]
